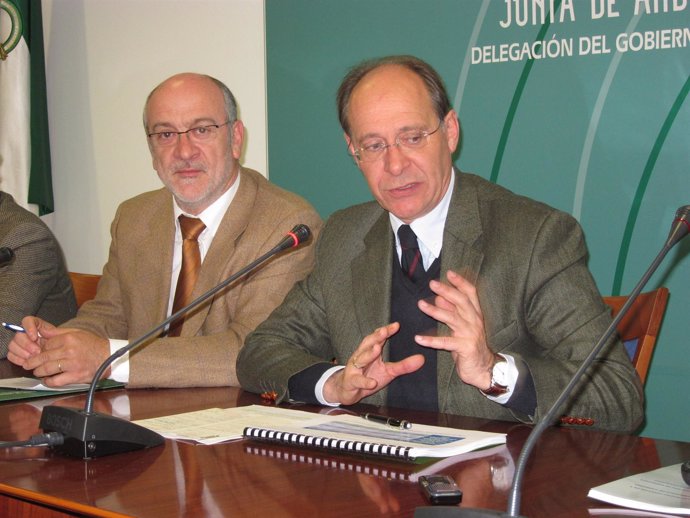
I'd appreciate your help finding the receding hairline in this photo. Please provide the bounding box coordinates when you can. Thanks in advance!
[142,73,238,131]
[336,55,452,136]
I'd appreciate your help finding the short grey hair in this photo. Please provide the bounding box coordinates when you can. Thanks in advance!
[142,73,238,131]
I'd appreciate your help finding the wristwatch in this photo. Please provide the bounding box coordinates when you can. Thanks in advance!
[480,354,510,397]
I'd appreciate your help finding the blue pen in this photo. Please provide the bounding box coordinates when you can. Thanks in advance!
[2,322,26,333]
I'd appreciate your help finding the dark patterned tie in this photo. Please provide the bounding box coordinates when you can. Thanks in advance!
[398,225,423,283]
[169,215,206,337]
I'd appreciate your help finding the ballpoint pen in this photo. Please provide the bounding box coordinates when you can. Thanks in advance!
[361,412,412,430]
[2,322,25,333]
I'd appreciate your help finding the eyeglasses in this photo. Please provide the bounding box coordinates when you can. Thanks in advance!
[351,120,444,162]
[147,121,232,147]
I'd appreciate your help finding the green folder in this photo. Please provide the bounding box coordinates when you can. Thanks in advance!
[0,378,124,403]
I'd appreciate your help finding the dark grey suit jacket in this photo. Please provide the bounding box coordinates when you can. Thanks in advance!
[237,172,644,433]
[0,192,76,357]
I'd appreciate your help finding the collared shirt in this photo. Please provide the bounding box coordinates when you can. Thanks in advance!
[109,175,241,382]
[167,177,240,315]
[390,168,454,271]
[316,169,518,406]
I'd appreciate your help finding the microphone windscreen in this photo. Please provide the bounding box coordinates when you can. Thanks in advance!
[666,205,690,247]
[290,224,311,245]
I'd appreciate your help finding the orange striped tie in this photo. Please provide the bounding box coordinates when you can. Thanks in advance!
[169,215,206,337]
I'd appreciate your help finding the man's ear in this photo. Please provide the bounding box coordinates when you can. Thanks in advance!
[344,132,360,165]
[344,132,355,154]
[231,120,245,160]
[443,110,461,154]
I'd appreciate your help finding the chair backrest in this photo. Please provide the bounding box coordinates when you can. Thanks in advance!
[68,272,101,309]
[603,287,669,385]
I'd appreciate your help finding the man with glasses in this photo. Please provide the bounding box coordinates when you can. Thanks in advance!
[237,56,643,433]
[9,73,322,388]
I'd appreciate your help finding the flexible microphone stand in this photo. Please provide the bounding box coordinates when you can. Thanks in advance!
[39,224,311,459]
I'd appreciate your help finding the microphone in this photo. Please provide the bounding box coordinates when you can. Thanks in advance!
[273,223,311,252]
[414,206,689,518]
[666,205,690,248]
[0,247,14,267]
[38,224,312,459]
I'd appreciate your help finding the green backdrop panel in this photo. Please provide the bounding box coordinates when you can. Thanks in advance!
[266,0,690,443]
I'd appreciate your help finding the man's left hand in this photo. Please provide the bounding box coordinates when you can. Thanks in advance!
[414,269,495,390]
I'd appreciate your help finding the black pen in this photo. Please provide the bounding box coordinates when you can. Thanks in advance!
[362,413,412,430]
[2,322,25,333]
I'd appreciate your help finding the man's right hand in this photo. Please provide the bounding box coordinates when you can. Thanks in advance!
[8,316,110,387]
[322,322,425,405]
[7,316,54,364]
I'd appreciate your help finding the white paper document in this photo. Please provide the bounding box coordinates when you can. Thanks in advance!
[588,464,690,515]
[133,404,506,460]
[134,405,316,445]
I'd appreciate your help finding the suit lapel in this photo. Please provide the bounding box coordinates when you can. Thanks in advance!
[437,174,485,408]
[351,211,393,359]
[142,193,175,327]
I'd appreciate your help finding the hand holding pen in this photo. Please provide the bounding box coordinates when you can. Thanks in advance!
[4,317,47,343]
[5,316,52,366]
[2,321,43,349]
[6,317,65,380]
[7,317,112,386]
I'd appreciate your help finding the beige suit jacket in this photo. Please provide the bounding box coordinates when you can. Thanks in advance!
[66,168,322,387]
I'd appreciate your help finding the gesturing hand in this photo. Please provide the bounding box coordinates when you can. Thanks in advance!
[322,322,425,405]
[415,269,495,390]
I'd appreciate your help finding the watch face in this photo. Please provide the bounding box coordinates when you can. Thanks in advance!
[493,360,509,386]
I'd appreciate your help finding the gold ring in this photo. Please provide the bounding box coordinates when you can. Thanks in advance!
[351,356,362,369]
[57,360,63,373]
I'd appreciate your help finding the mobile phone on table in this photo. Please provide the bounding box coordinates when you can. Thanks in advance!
[419,475,463,505]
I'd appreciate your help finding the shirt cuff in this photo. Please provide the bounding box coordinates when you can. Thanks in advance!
[482,353,518,405]
[315,365,345,406]
[108,339,130,383]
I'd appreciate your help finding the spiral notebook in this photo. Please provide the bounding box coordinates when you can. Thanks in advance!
[240,406,506,462]
[134,404,506,462]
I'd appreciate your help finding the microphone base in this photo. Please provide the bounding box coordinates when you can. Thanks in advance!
[39,406,164,459]
[414,508,524,518]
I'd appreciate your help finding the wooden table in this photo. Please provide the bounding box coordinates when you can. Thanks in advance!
[1,362,688,517]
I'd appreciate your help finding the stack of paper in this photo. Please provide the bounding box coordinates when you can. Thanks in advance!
[588,464,690,515]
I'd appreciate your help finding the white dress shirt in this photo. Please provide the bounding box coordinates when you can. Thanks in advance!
[108,177,240,382]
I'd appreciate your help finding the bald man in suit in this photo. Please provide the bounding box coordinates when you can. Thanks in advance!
[9,73,321,388]
[0,191,76,357]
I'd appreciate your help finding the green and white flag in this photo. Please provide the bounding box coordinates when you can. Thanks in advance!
[0,0,53,215]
